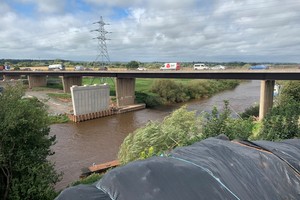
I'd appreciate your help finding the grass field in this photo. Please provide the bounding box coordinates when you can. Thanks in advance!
[82,77,192,94]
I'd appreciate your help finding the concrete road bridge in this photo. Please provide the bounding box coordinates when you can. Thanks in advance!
[1,70,299,120]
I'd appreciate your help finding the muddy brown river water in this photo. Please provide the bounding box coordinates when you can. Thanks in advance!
[50,80,261,190]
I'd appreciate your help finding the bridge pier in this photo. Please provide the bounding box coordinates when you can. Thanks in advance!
[62,76,82,93]
[28,75,47,88]
[259,80,275,120]
[116,78,136,107]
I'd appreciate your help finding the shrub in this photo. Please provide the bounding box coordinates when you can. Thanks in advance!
[202,101,254,140]
[202,101,231,139]
[258,101,300,141]
[150,80,190,103]
[118,106,202,164]
[135,92,162,107]
[240,104,259,119]
[278,81,300,104]
[257,80,300,141]
[224,118,254,140]
[151,79,240,104]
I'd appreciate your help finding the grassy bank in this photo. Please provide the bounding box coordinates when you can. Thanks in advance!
[82,77,241,107]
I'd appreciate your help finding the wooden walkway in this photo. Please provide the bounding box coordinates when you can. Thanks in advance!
[81,160,120,178]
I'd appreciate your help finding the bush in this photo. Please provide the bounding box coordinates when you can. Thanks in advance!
[278,81,300,104]
[202,101,254,140]
[150,80,190,103]
[135,92,162,107]
[240,104,259,119]
[118,106,202,164]
[224,118,254,140]
[257,81,300,141]
[150,79,240,104]
[258,101,300,141]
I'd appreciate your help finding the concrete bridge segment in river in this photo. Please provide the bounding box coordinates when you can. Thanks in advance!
[1,70,300,120]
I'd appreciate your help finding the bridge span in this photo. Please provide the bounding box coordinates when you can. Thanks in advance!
[1,70,299,120]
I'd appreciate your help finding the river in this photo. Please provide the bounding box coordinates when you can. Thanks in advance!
[50,80,261,190]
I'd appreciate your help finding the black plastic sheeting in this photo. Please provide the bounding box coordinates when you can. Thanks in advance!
[56,137,300,200]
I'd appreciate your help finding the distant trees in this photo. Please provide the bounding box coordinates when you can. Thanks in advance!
[150,79,240,104]
[126,61,139,69]
[0,84,60,200]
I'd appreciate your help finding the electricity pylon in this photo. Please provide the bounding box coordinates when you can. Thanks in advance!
[91,16,111,68]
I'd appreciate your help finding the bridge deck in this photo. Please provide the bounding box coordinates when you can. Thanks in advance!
[1,70,300,80]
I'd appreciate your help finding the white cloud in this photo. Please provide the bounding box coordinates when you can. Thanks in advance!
[1,0,300,62]
[15,0,65,14]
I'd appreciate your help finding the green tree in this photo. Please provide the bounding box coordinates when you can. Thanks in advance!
[0,84,61,200]
[126,60,139,69]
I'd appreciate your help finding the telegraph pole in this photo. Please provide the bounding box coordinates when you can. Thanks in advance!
[91,16,111,68]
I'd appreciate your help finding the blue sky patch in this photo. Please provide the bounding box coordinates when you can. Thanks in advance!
[8,1,36,18]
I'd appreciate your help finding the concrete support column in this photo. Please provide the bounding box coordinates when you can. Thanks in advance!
[115,78,136,107]
[259,80,275,120]
[62,76,82,93]
[3,75,21,80]
[28,75,47,88]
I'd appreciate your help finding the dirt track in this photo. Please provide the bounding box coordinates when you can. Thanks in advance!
[25,89,72,115]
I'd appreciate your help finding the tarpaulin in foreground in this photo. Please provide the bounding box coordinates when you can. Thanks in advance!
[56,137,300,200]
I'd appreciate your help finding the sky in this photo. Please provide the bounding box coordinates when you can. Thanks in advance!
[0,0,300,63]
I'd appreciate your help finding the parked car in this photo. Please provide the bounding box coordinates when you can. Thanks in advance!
[211,65,226,70]
[137,67,147,71]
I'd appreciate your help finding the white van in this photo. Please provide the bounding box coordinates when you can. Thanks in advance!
[160,63,181,70]
[193,63,209,70]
